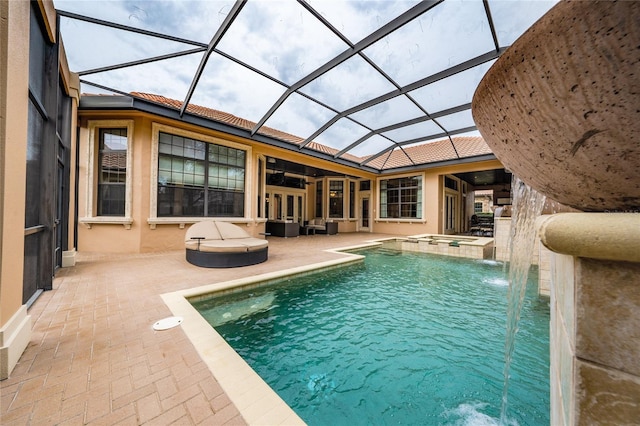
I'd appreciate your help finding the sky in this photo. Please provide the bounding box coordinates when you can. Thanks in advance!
[55,0,558,162]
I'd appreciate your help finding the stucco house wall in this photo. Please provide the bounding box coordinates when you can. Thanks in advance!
[1,0,79,380]
[76,108,505,253]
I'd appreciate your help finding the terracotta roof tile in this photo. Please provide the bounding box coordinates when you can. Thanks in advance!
[257,127,305,145]
[131,92,314,147]
[131,92,256,130]
[366,136,491,170]
[86,93,494,171]
[339,152,363,163]
[452,136,493,157]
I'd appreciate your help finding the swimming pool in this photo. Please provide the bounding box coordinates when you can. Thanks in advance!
[191,247,550,425]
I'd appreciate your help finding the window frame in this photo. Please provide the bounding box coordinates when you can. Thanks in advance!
[148,123,253,228]
[328,179,344,219]
[377,174,424,221]
[80,119,134,229]
[97,128,128,216]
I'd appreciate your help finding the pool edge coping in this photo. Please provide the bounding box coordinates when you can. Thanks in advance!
[160,239,387,425]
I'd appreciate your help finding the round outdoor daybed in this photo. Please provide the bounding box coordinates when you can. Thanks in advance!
[185,221,268,268]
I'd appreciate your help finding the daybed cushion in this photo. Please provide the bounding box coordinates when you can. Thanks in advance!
[198,240,252,253]
[184,221,268,268]
[185,240,204,251]
[239,239,269,251]
[197,239,268,253]
[185,221,222,241]
[184,221,267,252]
[214,221,252,239]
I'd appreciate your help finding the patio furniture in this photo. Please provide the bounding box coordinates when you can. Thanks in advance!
[266,220,299,237]
[301,223,316,235]
[185,221,268,268]
[305,218,338,235]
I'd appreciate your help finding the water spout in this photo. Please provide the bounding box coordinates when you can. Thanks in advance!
[500,176,546,424]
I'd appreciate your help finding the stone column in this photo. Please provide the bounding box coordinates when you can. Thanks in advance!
[540,213,640,425]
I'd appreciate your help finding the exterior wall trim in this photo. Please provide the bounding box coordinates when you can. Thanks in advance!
[375,172,425,221]
[80,119,135,228]
[0,305,31,380]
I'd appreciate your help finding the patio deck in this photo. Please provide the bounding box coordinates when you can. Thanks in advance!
[1,232,397,425]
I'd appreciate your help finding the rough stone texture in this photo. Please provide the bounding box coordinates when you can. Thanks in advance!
[576,258,640,377]
[575,359,640,425]
[545,212,640,426]
[540,213,640,263]
[472,0,640,212]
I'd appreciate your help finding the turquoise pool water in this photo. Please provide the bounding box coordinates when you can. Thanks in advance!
[192,247,550,425]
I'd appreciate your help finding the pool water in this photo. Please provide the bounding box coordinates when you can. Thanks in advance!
[192,247,550,425]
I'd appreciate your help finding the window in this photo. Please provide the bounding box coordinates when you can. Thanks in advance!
[287,195,294,219]
[157,132,245,217]
[474,202,483,213]
[315,180,323,218]
[349,181,356,219]
[82,119,134,227]
[297,196,303,225]
[97,128,127,216]
[445,193,456,231]
[359,180,371,191]
[380,176,422,219]
[273,194,282,220]
[445,176,458,191]
[329,180,343,218]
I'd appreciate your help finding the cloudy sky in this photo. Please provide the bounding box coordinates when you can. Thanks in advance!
[55,0,557,160]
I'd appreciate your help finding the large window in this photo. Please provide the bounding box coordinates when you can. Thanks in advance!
[157,132,245,217]
[97,128,127,216]
[380,176,422,219]
[328,180,344,218]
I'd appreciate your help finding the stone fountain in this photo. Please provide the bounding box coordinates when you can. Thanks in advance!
[472,1,639,424]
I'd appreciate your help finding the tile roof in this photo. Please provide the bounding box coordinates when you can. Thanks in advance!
[365,137,492,170]
[87,92,493,172]
[452,136,494,158]
[131,92,307,145]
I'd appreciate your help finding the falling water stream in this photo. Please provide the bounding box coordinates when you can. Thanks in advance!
[499,176,547,424]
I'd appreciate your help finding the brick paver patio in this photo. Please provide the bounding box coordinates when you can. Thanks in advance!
[1,233,394,425]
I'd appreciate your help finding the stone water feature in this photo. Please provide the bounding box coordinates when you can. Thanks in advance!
[472,1,639,424]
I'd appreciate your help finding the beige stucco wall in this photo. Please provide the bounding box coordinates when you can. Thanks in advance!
[373,160,503,236]
[0,0,30,328]
[77,112,380,253]
[1,0,68,380]
[77,109,505,253]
